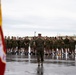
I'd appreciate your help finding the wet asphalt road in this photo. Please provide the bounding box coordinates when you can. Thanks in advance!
[5,55,76,75]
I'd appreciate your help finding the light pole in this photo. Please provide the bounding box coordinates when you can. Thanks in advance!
[34,31,36,37]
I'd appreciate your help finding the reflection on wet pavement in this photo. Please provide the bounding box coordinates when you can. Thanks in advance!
[37,66,44,75]
[5,55,76,75]
[6,55,75,66]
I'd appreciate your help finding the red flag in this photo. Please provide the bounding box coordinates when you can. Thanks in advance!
[0,27,6,75]
[0,1,6,75]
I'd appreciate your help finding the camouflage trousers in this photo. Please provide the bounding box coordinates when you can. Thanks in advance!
[36,50,44,63]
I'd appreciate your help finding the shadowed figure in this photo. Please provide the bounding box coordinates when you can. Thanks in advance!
[37,66,44,75]
[35,33,44,66]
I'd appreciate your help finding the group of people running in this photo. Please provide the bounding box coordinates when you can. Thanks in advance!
[5,35,76,57]
[5,34,76,66]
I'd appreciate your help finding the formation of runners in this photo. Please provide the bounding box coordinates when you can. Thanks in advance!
[5,35,76,59]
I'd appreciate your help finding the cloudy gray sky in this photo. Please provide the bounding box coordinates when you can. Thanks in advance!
[1,0,76,37]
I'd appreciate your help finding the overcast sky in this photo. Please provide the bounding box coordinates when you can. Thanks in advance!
[1,0,76,37]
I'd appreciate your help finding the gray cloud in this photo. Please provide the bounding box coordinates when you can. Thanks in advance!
[2,0,76,36]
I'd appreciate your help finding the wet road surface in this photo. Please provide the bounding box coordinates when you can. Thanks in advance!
[5,55,76,75]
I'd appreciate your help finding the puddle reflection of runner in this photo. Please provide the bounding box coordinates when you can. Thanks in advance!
[37,66,44,75]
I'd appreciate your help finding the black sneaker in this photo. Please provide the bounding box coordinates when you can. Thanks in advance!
[41,63,43,66]
[38,63,40,66]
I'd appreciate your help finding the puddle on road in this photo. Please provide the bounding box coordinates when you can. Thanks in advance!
[6,55,75,67]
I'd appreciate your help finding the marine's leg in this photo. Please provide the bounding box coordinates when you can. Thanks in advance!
[40,51,44,66]
[37,51,40,66]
